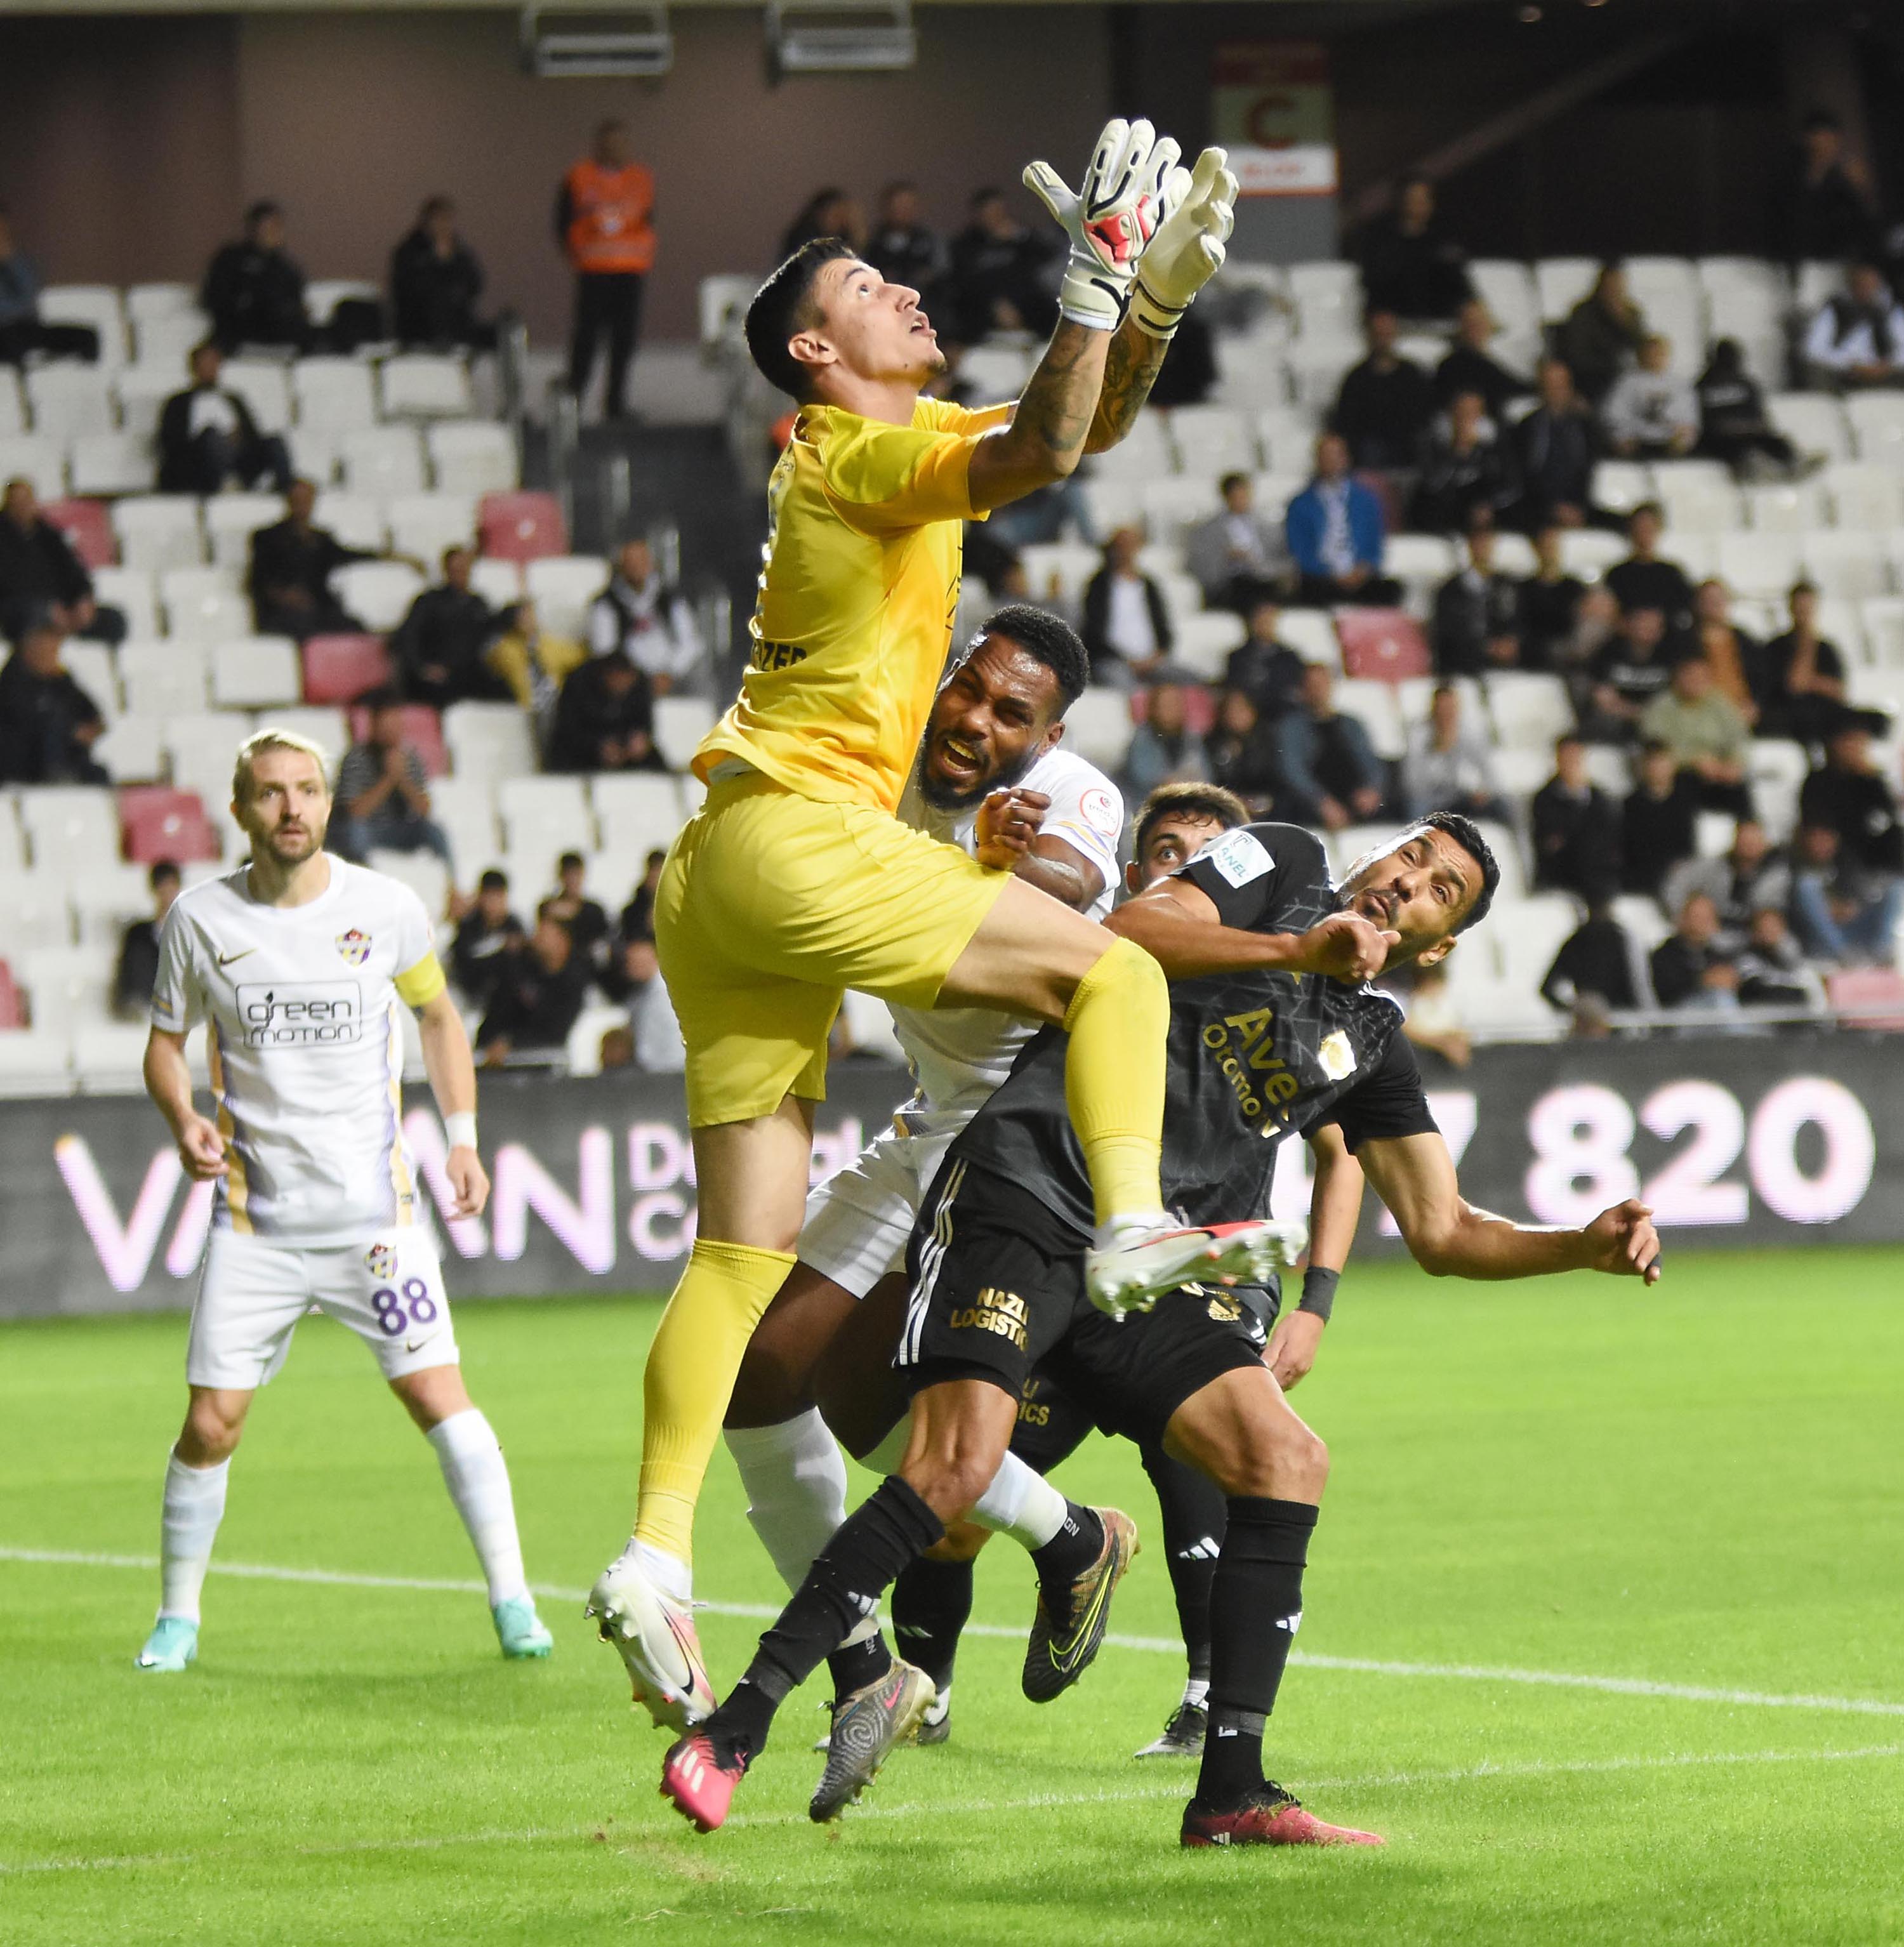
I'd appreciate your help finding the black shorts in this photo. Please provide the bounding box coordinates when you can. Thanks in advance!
[899,1161,1269,1451]
[1009,1371,1098,1475]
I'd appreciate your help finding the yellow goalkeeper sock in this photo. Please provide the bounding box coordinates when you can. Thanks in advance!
[1061,936,1168,1227]
[635,1238,795,1569]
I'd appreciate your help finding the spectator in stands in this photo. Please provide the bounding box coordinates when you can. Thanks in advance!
[1758,581,1848,744]
[476,914,591,1067]
[1622,739,1700,897]
[1146,308,1218,410]
[1431,526,1522,676]
[780,188,865,260]
[486,597,587,737]
[1663,817,1792,935]
[866,182,944,296]
[0,610,108,785]
[1695,340,1798,478]
[946,188,1057,342]
[1733,906,1824,1010]
[334,694,452,866]
[1517,524,1585,673]
[1220,598,1308,721]
[1285,433,1399,607]
[1802,261,1904,392]
[1542,892,1644,1014]
[1356,176,1472,324]
[1532,733,1622,899]
[1434,299,1531,420]
[1121,673,1209,799]
[202,202,308,353]
[1557,261,1646,406]
[1391,958,1471,1069]
[1650,891,1743,1016]
[1203,688,1279,812]
[1641,654,1753,817]
[1587,604,1681,742]
[112,860,181,1019]
[1401,681,1507,823]
[619,846,668,946]
[1186,474,1290,611]
[0,206,98,364]
[390,195,493,352]
[1800,709,1903,882]
[589,538,703,690]
[390,546,501,710]
[1790,821,1900,965]
[157,341,293,496]
[558,120,656,419]
[1689,578,1763,726]
[1511,359,1599,530]
[1601,335,1698,460]
[1274,661,1385,831]
[0,478,125,645]
[546,649,663,773]
[1775,109,1884,266]
[1558,584,1627,724]
[1330,308,1434,471]
[246,478,375,638]
[538,850,611,973]
[451,868,524,1010]
[1411,389,1516,534]
[1604,503,1694,628]
[1080,526,1172,685]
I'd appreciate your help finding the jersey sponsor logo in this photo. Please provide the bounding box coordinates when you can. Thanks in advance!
[1198,828,1273,888]
[216,947,256,968]
[1318,1031,1358,1082]
[1200,1007,1302,1129]
[236,980,366,1047]
[948,1285,1029,1352]
[1078,786,1122,839]
[335,928,373,967]
[750,638,807,672]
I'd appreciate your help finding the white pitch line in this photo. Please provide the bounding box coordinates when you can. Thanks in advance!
[8,1545,1904,1721]
[4,1744,1901,1877]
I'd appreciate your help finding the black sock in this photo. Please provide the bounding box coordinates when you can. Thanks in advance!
[1029,1500,1104,1596]
[705,1478,944,1764]
[1195,1496,1317,1809]
[1140,1439,1227,1695]
[825,1628,894,1703]
[892,1555,975,1693]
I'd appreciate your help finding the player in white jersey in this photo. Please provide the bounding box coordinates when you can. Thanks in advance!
[134,728,553,1673]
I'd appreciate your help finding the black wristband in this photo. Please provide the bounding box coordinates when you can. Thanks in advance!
[1298,1266,1339,1323]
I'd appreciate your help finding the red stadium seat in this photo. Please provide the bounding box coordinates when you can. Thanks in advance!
[349,701,447,777]
[119,786,221,864]
[43,497,116,569]
[0,961,25,1031]
[1827,967,1904,1030]
[302,633,393,704]
[479,491,567,562]
[1335,607,1432,682]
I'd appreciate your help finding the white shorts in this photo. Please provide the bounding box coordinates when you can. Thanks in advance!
[797,1107,972,1300]
[187,1225,459,1391]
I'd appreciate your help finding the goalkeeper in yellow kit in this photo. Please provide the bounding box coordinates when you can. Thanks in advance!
[588,122,1325,1732]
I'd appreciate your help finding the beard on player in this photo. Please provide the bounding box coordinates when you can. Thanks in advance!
[256,803,326,866]
[918,717,1041,812]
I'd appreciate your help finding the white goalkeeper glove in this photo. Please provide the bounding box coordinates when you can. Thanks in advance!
[1023,117,1182,333]
[1129,147,1238,340]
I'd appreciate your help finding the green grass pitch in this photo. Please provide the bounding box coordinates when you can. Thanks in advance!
[4,1246,1903,1944]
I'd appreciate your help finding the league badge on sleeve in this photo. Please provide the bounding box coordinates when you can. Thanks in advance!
[366,1241,396,1281]
[1198,828,1273,889]
[336,928,373,967]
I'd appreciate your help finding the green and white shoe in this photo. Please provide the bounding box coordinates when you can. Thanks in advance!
[135,1616,199,1672]
[493,1595,554,1660]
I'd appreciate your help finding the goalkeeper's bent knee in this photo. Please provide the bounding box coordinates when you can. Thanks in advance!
[1061,935,1168,1225]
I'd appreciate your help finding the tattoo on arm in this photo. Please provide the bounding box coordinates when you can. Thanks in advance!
[1008,320,1103,471]
[1085,319,1170,454]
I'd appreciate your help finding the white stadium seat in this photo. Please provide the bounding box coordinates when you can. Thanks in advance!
[1535,256,1599,319]
[204,494,286,571]
[1821,463,1904,532]
[470,556,526,609]
[293,357,378,433]
[62,642,119,715]
[1168,404,1259,477]
[0,434,67,499]
[1017,543,1100,609]
[132,312,206,369]
[0,369,25,439]
[221,360,294,435]
[652,696,716,773]
[379,354,473,420]
[1077,412,1173,486]
[387,493,479,565]
[305,279,381,326]
[1277,609,1341,667]
[160,567,250,644]
[93,716,166,784]
[955,343,1033,402]
[427,420,519,494]
[1061,687,1135,772]
[1170,609,1248,683]
[366,846,450,920]
[591,773,685,854]
[39,286,128,366]
[1745,481,1825,533]
[1803,530,1891,602]
[0,1033,72,1098]
[1767,393,1851,464]
[27,364,116,439]
[210,635,302,710]
[120,640,208,715]
[1335,681,1405,762]
[68,432,155,496]
[341,425,428,498]
[498,774,594,858]
[331,560,423,632]
[1138,476,1222,544]
[310,492,388,553]
[524,555,611,638]
[70,1022,157,1094]
[442,700,538,783]
[113,496,204,573]
[1556,529,1628,579]
[426,774,501,881]
[1468,260,1539,336]
[17,787,119,876]
[1712,531,1801,601]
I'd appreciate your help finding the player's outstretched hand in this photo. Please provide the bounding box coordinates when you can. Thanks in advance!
[446,1144,491,1220]
[1583,1198,1662,1284]
[1297,912,1399,983]
[1266,1309,1324,1390]
[1023,118,1182,332]
[1130,147,1239,340]
[974,787,1050,869]
[175,1111,228,1181]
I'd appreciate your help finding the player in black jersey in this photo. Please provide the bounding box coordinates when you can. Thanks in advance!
[661,812,1663,1846]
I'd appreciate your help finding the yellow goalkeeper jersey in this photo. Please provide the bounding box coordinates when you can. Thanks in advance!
[692,395,1010,814]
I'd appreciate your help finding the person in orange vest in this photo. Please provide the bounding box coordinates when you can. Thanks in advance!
[555,119,656,418]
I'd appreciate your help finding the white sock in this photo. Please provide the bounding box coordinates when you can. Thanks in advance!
[427,1409,529,1607]
[159,1451,229,1624]
[1095,1210,1172,1250]
[609,1535,692,1604]
[970,1449,1068,1550]
[724,1410,850,1595]
[1184,1677,1210,1709]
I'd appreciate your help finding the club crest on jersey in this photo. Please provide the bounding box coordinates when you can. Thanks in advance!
[366,1241,396,1281]
[335,928,373,967]
[1318,1031,1358,1081]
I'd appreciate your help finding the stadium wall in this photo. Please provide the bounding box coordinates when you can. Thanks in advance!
[4,1038,1894,1319]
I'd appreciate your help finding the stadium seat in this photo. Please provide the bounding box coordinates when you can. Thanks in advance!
[1171,609,1249,683]
[1861,597,1904,671]
[210,636,302,709]
[118,640,206,715]
[1383,534,1458,586]
[1826,967,1904,1031]
[470,556,526,610]
[0,960,25,1029]
[293,357,378,433]
[1077,411,1172,485]
[1137,475,1222,543]
[1286,261,1361,338]
[15,944,114,1036]
[287,426,341,486]
[1254,407,1321,478]
[479,491,567,562]
[0,433,67,499]
[1275,608,1340,668]
[105,367,175,440]
[442,700,538,782]
[0,1032,71,1097]
[309,491,387,553]
[1061,687,1135,772]
[119,786,221,864]
[652,696,716,772]
[697,272,758,350]
[17,786,120,874]
[43,497,117,569]
[378,354,473,420]
[1335,609,1431,682]
[1589,461,1651,514]
[202,493,285,571]
[70,1022,155,1094]
[1767,393,1851,464]
[1745,480,1826,533]
[347,701,446,775]
[592,773,685,854]
[159,566,250,643]
[126,282,196,326]
[1333,681,1405,760]
[25,365,115,440]
[1656,531,1718,581]
[93,717,165,784]
[341,425,428,499]
[0,369,25,439]
[1,869,77,951]
[958,343,1033,402]
[1535,256,1599,319]
[1017,541,1100,608]
[69,862,154,949]
[1467,260,1540,336]
[1748,738,1808,842]
[1653,472,1742,535]
[428,421,519,494]
[330,560,424,632]
[498,774,595,859]
[1284,338,1361,414]
[113,496,204,572]
[62,642,119,715]
[133,312,207,369]
[1802,530,1891,602]
[301,633,393,704]
[221,359,294,435]
[387,493,479,565]
[68,433,157,496]
[1821,463,1904,532]
[524,555,612,637]
[1168,404,1260,477]
[366,845,450,919]
[1152,568,1205,630]
[427,774,500,878]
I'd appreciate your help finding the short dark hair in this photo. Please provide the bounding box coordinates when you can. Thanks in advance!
[244,200,282,228]
[360,685,401,715]
[1630,499,1662,524]
[1802,107,1842,134]
[150,858,181,888]
[745,238,859,399]
[1219,470,1250,498]
[977,604,1089,710]
[558,850,585,874]
[1133,783,1249,863]
[479,868,508,893]
[1420,811,1500,935]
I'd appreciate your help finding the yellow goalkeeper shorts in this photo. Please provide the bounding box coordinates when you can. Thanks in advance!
[655,771,1012,1127]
